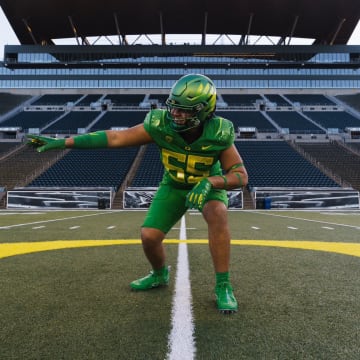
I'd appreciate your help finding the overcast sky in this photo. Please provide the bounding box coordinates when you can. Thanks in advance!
[1,7,359,59]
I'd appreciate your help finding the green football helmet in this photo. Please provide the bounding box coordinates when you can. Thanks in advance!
[166,74,217,132]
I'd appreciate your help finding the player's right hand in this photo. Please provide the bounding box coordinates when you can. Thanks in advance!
[185,178,212,211]
[27,134,66,152]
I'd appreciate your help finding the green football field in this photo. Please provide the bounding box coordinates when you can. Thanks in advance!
[0,209,359,359]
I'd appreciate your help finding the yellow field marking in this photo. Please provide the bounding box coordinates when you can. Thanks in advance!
[231,240,360,258]
[1,239,360,260]
[0,240,141,260]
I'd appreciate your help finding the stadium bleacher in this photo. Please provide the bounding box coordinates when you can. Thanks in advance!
[1,92,360,209]
[296,141,360,189]
[31,94,83,106]
[263,95,291,106]
[76,94,103,106]
[131,143,164,187]
[222,94,263,107]
[0,93,31,115]
[347,142,360,152]
[0,142,21,156]
[303,111,360,132]
[284,94,336,106]
[0,145,63,190]
[336,94,360,112]
[28,147,140,190]
[88,110,147,131]
[44,111,101,134]
[148,94,169,106]
[267,111,326,134]
[103,94,145,107]
[235,141,339,188]
[0,111,63,132]
[217,111,278,133]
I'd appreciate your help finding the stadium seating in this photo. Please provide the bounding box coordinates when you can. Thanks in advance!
[131,143,164,187]
[336,94,360,112]
[44,111,100,134]
[284,94,335,106]
[103,94,145,106]
[267,111,325,134]
[217,111,278,133]
[28,147,140,190]
[31,94,82,106]
[76,94,103,106]
[88,111,147,131]
[148,94,169,105]
[303,111,360,132]
[0,145,62,189]
[0,93,31,115]
[2,92,360,196]
[0,111,63,131]
[263,95,291,106]
[235,141,339,188]
[347,142,360,152]
[0,142,21,156]
[222,94,263,107]
[296,142,360,189]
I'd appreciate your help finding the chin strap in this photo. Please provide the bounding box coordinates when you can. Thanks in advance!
[171,117,201,132]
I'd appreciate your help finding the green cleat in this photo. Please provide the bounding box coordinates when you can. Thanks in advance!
[215,282,238,314]
[130,266,170,291]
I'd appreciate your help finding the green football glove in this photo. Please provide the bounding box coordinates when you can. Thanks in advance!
[27,134,66,152]
[186,178,212,211]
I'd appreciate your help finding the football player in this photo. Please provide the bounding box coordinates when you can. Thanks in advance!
[28,74,248,314]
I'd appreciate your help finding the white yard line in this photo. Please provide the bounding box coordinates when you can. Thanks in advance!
[0,212,110,230]
[250,211,360,230]
[167,215,196,360]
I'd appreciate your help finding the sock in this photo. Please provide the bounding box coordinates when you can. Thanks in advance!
[216,271,230,285]
[154,266,167,276]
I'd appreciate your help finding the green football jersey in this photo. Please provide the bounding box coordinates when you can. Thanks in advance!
[143,109,235,189]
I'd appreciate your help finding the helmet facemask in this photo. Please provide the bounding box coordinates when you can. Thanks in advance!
[166,102,205,132]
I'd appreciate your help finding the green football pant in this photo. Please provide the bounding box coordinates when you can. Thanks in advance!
[142,183,228,234]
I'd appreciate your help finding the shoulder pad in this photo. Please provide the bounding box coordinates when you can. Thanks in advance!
[210,116,235,145]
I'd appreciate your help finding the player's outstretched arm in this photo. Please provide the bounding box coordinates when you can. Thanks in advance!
[28,124,153,152]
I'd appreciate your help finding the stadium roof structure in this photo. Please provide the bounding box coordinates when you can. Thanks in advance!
[1,0,360,46]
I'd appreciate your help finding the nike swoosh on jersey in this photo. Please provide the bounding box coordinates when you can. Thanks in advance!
[201,145,212,150]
